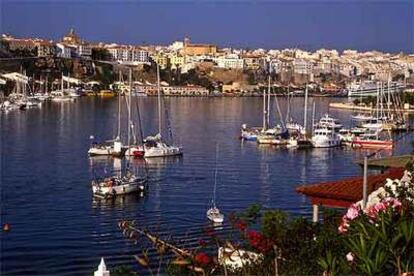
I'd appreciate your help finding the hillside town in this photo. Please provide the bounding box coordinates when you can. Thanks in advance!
[0,28,413,97]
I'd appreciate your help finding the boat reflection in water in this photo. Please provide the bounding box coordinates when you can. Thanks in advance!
[92,191,144,209]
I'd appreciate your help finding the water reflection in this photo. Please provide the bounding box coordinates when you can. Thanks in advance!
[3,97,414,275]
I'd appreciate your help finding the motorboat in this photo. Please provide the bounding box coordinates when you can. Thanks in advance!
[316,114,343,130]
[351,130,393,150]
[352,113,374,122]
[311,127,341,148]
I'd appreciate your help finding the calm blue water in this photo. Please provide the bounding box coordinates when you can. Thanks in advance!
[1,97,413,275]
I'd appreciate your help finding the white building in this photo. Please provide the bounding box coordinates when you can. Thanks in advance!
[169,41,184,51]
[132,49,149,63]
[77,43,92,59]
[293,59,314,75]
[56,43,72,58]
[214,54,244,69]
[107,46,149,63]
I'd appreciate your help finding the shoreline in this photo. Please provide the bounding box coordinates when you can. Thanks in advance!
[329,102,414,113]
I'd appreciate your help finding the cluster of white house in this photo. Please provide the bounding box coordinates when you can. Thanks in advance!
[2,29,413,84]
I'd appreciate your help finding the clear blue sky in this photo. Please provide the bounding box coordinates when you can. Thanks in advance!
[1,1,413,53]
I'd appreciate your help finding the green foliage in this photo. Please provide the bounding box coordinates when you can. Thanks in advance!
[91,48,111,61]
[403,92,414,105]
[111,265,137,276]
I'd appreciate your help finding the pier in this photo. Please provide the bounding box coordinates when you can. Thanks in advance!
[355,154,414,170]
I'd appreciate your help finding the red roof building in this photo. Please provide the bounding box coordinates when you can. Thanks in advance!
[295,168,405,221]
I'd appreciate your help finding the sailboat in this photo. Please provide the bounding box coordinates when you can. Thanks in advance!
[143,63,183,158]
[288,85,313,148]
[51,73,75,102]
[207,144,224,224]
[88,77,121,156]
[91,159,148,198]
[256,71,289,145]
[240,64,272,141]
[123,69,145,158]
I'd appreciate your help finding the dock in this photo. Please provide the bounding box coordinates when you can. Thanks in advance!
[355,154,414,169]
[329,102,414,113]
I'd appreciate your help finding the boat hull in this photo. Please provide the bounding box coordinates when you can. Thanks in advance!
[144,147,183,158]
[351,140,393,150]
[92,179,146,197]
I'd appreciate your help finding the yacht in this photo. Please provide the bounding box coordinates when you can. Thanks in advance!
[316,114,343,130]
[352,129,393,150]
[311,127,341,148]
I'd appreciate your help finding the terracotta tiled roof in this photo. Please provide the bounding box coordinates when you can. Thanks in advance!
[295,168,405,207]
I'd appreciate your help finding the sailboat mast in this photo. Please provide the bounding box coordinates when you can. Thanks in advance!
[213,144,219,208]
[157,63,162,135]
[128,67,132,147]
[267,74,271,128]
[376,82,380,118]
[311,101,316,134]
[286,86,290,123]
[303,85,309,135]
[117,70,122,140]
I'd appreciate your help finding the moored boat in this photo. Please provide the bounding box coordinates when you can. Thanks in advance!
[351,130,393,150]
[91,171,147,198]
[311,127,341,148]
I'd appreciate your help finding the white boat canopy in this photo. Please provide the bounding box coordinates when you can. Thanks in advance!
[1,72,29,84]
[62,75,82,85]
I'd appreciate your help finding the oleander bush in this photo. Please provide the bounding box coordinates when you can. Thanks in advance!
[117,165,414,275]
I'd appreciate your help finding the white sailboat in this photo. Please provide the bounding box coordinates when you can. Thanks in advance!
[207,145,224,224]
[144,63,183,158]
[92,90,148,198]
[241,64,272,141]
[51,74,75,102]
[91,170,147,198]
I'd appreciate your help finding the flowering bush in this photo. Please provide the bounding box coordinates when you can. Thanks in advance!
[335,195,414,275]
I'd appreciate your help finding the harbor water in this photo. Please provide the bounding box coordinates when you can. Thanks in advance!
[1,97,413,275]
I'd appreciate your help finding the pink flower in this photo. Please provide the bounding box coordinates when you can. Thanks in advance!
[365,205,377,219]
[384,197,402,209]
[346,252,354,262]
[374,202,387,213]
[345,204,360,221]
[338,220,349,233]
